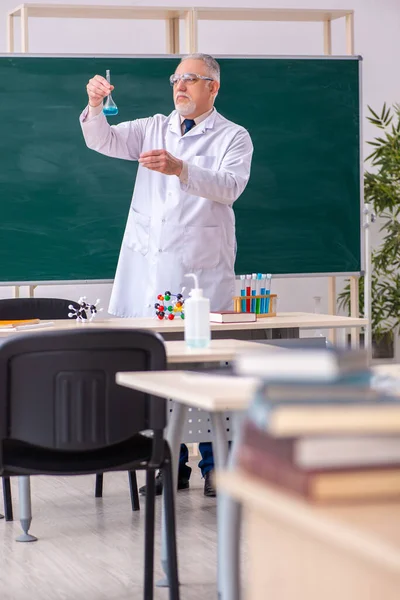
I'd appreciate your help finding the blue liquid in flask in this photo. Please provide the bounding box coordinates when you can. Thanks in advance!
[103,105,118,116]
[103,69,118,116]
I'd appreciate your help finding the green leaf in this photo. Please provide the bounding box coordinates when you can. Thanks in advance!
[368,106,381,121]
[338,104,400,338]
[383,104,392,123]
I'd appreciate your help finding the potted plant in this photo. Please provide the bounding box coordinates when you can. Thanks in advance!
[338,103,400,358]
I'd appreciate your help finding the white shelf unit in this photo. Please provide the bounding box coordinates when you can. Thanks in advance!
[7,4,354,55]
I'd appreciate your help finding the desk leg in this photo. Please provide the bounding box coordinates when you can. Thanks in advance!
[210,412,241,600]
[218,413,244,600]
[16,476,37,542]
[157,401,186,587]
[211,413,229,467]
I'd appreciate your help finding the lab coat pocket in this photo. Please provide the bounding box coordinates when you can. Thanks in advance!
[183,226,221,269]
[192,155,217,169]
[124,208,151,256]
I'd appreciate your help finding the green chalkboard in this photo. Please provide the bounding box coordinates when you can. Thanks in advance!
[0,55,361,283]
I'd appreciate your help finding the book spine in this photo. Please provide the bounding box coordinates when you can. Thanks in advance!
[238,444,312,499]
[242,420,296,463]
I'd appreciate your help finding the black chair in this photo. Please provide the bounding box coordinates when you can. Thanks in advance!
[0,297,81,522]
[0,328,179,600]
[0,297,82,322]
[0,297,139,521]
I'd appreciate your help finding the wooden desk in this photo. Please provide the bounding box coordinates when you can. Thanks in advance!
[116,370,258,411]
[164,338,267,364]
[116,361,400,414]
[0,312,368,337]
[218,470,400,600]
[117,367,260,596]
[118,364,400,599]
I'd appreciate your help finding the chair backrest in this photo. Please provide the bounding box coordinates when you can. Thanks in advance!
[0,297,82,320]
[0,329,166,453]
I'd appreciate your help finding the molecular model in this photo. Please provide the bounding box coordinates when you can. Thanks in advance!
[155,291,185,321]
[68,297,103,323]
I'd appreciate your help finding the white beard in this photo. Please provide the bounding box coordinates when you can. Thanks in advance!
[175,97,196,116]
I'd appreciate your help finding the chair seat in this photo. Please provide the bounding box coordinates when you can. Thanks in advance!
[2,433,157,476]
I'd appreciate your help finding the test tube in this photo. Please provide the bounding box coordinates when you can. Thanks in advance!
[255,273,262,314]
[260,274,266,314]
[251,273,257,312]
[265,274,272,313]
[240,275,246,312]
[245,274,251,312]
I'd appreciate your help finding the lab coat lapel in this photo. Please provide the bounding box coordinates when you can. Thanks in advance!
[168,109,218,138]
[186,109,218,137]
[168,111,182,137]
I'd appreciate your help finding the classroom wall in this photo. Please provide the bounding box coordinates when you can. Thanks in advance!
[0,0,399,320]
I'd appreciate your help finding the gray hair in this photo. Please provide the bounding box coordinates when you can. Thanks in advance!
[180,53,220,83]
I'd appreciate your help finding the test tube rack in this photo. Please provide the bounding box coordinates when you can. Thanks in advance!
[232,294,277,318]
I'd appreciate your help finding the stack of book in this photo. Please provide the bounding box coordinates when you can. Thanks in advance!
[236,347,400,503]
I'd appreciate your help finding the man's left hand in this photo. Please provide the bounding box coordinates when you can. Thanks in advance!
[138,150,183,176]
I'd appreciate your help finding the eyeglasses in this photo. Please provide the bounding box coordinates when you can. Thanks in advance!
[169,73,214,86]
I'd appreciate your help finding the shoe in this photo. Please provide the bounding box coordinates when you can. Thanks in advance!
[203,470,216,497]
[139,468,191,496]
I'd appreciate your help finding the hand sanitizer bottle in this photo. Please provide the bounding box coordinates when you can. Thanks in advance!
[184,273,210,349]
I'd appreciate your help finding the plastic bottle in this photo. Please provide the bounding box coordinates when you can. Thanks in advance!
[184,273,210,349]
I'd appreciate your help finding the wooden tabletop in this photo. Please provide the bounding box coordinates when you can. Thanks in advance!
[116,363,400,413]
[218,470,400,576]
[116,370,259,411]
[0,312,368,337]
[165,338,268,363]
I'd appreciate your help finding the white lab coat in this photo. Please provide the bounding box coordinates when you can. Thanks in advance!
[80,107,253,317]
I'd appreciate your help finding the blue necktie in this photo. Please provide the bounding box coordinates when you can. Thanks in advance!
[183,119,196,134]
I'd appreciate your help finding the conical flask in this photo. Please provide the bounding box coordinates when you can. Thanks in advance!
[103,69,118,116]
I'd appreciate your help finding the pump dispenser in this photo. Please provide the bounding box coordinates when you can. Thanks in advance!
[184,273,210,349]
